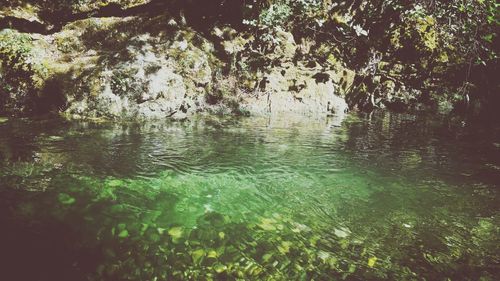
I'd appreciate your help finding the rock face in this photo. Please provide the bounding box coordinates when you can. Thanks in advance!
[239,66,348,117]
[65,35,197,119]
[231,29,352,118]
[236,27,352,117]
[55,19,216,120]
[0,14,353,120]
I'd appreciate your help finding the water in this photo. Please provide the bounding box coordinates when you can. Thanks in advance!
[0,112,498,280]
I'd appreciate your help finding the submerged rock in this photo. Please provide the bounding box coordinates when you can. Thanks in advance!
[168,226,184,240]
[58,193,76,205]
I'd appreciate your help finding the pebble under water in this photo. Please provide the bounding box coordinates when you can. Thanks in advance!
[0,112,498,281]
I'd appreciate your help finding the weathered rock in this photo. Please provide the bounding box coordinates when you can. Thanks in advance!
[64,36,206,119]
[274,29,297,61]
[239,64,348,117]
[212,27,248,57]
[0,12,352,120]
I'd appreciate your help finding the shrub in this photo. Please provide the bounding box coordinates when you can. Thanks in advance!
[0,29,50,114]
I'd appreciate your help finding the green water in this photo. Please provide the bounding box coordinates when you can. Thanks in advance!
[0,112,498,281]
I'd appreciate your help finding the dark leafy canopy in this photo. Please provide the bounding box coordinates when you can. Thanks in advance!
[238,0,498,111]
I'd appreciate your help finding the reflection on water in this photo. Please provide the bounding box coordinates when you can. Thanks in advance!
[0,112,498,280]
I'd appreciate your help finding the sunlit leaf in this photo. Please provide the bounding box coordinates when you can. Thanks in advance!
[368,257,378,268]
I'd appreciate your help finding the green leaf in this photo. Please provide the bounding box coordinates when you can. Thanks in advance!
[118,229,129,238]
[483,34,494,43]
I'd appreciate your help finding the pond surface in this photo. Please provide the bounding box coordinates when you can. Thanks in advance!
[0,112,498,281]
